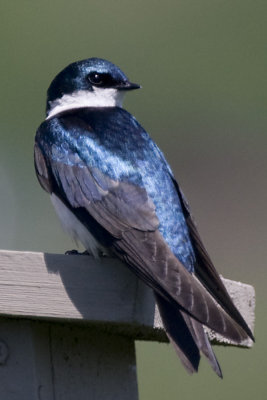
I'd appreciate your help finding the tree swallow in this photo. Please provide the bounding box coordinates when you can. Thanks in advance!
[34,58,254,377]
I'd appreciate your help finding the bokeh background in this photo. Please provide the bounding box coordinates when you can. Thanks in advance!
[1,1,266,398]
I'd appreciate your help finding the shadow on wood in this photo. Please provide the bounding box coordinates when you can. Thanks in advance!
[0,250,255,399]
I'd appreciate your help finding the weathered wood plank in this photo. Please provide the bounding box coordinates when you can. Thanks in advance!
[50,324,138,400]
[0,250,155,325]
[0,319,54,400]
[0,318,138,400]
[0,250,255,346]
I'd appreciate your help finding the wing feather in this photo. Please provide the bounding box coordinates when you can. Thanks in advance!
[171,179,254,340]
[34,136,253,343]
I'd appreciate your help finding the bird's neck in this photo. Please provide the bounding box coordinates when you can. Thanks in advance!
[46,88,125,119]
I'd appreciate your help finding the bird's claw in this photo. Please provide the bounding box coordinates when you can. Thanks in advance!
[65,249,91,256]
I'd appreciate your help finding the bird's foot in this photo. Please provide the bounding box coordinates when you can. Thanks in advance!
[65,249,91,256]
[65,249,113,258]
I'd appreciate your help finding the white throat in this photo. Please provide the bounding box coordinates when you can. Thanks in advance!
[47,87,125,119]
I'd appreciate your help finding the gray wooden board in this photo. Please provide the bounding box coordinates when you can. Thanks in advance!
[0,249,256,400]
[0,250,255,346]
[0,318,138,400]
[50,324,138,400]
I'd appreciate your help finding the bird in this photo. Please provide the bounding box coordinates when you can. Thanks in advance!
[34,57,254,377]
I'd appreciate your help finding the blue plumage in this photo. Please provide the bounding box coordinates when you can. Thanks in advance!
[38,107,195,272]
[35,58,253,377]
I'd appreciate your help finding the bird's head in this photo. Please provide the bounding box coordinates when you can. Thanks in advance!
[46,58,140,118]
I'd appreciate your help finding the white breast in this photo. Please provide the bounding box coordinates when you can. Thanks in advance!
[50,193,106,257]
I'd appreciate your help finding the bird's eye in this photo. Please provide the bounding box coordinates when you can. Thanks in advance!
[88,72,104,86]
[87,72,117,87]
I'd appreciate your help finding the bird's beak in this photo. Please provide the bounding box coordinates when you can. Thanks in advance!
[116,81,141,91]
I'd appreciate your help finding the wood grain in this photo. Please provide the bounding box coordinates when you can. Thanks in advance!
[0,250,255,346]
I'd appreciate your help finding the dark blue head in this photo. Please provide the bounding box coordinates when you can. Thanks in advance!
[46,58,140,117]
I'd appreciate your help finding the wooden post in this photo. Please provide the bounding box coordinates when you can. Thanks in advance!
[0,250,255,399]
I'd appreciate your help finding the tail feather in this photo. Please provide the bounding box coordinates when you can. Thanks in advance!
[155,292,200,373]
[182,312,222,377]
[155,292,222,378]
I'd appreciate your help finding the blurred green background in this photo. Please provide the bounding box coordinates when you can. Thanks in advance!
[1,1,266,398]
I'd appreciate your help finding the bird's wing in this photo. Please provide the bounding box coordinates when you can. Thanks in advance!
[35,141,252,343]
[151,144,254,341]
[171,178,254,340]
